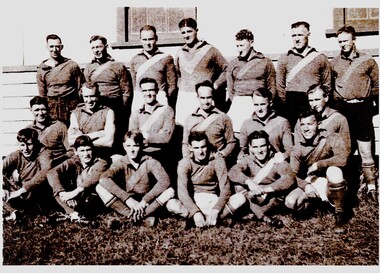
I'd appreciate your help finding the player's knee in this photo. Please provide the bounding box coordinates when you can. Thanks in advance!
[285,194,296,209]
[228,192,246,209]
[326,166,344,184]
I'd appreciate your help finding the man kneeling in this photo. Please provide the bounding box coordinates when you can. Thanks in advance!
[285,110,350,234]
[96,130,174,227]
[166,131,246,228]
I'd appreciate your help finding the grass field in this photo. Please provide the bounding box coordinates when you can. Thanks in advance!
[2,194,379,266]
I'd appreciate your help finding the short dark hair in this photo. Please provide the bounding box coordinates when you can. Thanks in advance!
[89,35,107,45]
[139,77,159,91]
[307,84,329,97]
[188,131,210,146]
[30,96,49,109]
[195,80,215,96]
[252,88,273,101]
[17,128,39,144]
[298,108,318,121]
[46,34,62,43]
[73,135,94,150]
[291,21,310,31]
[178,18,197,29]
[140,25,158,39]
[235,29,254,41]
[247,130,270,146]
[336,25,356,39]
[124,130,145,147]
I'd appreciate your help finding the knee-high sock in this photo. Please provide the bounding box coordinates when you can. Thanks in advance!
[145,187,175,216]
[220,192,247,219]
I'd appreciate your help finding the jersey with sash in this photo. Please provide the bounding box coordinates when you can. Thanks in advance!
[182,107,236,157]
[276,47,331,102]
[331,49,378,100]
[129,103,175,151]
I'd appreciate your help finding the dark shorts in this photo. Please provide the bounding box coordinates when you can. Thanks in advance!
[334,99,374,142]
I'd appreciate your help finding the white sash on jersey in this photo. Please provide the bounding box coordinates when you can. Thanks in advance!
[286,51,322,85]
[136,53,169,85]
[91,61,113,81]
[140,106,167,132]
[177,44,212,75]
[193,113,221,132]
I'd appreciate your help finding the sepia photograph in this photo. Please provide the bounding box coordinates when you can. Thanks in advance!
[1,0,379,270]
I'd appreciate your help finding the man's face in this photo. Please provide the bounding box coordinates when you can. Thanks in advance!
[140,30,157,54]
[123,138,141,160]
[236,39,252,58]
[76,145,93,165]
[141,82,158,105]
[300,115,318,140]
[19,139,35,159]
[249,138,269,162]
[31,104,48,124]
[180,26,198,45]
[190,139,208,162]
[337,32,355,53]
[47,39,63,59]
[90,39,107,59]
[308,89,328,114]
[197,86,214,112]
[82,87,99,111]
[291,25,309,51]
[252,95,270,119]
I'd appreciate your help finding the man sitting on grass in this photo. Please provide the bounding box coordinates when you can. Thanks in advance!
[229,130,296,228]
[95,130,174,227]
[47,135,109,224]
[166,131,246,228]
[285,110,350,234]
[3,128,52,223]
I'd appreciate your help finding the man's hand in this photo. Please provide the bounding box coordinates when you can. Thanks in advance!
[273,152,285,163]
[305,184,318,199]
[246,180,263,196]
[193,212,206,228]
[307,162,318,175]
[66,199,78,208]
[206,209,219,226]
[216,151,226,158]
[59,187,83,203]
[126,197,145,222]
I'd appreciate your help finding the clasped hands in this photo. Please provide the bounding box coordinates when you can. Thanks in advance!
[193,209,219,228]
[125,197,148,222]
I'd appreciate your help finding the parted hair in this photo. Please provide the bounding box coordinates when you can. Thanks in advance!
[140,25,158,39]
[178,18,197,29]
[291,21,310,31]
[337,25,356,39]
[298,108,319,121]
[46,34,62,43]
[252,88,273,101]
[74,135,94,150]
[307,84,329,97]
[17,128,39,144]
[247,130,270,146]
[30,96,49,109]
[188,131,210,147]
[124,130,145,146]
[195,80,215,97]
[139,77,159,91]
[89,35,108,45]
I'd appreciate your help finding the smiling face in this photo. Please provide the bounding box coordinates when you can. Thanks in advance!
[337,32,355,54]
[189,139,208,163]
[90,39,107,59]
[236,39,252,58]
[140,30,157,54]
[249,138,269,162]
[252,94,270,119]
[180,26,198,46]
[31,104,48,124]
[82,86,99,111]
[291,25,309,52]
[197,86,214,112]
[19,139,35,159]
[300,115,318,140]
[76,145,94,165]
[47,38,63,60]
[123,138,141,161]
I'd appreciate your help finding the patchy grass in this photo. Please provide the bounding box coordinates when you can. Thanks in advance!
[2,198,379,265]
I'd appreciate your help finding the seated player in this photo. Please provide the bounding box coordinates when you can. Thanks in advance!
[95,130,174,227]
[3,128,52,222]
[27,96,70,166]
[47,135,109,223]
[166,131,246,228]
[285,110,350,234]
[68,82,116,160]
[239,88,293,161]
[229,130,295,227]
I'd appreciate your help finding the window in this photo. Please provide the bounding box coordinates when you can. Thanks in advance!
[111,7,197,49]
[326,8,379,37]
